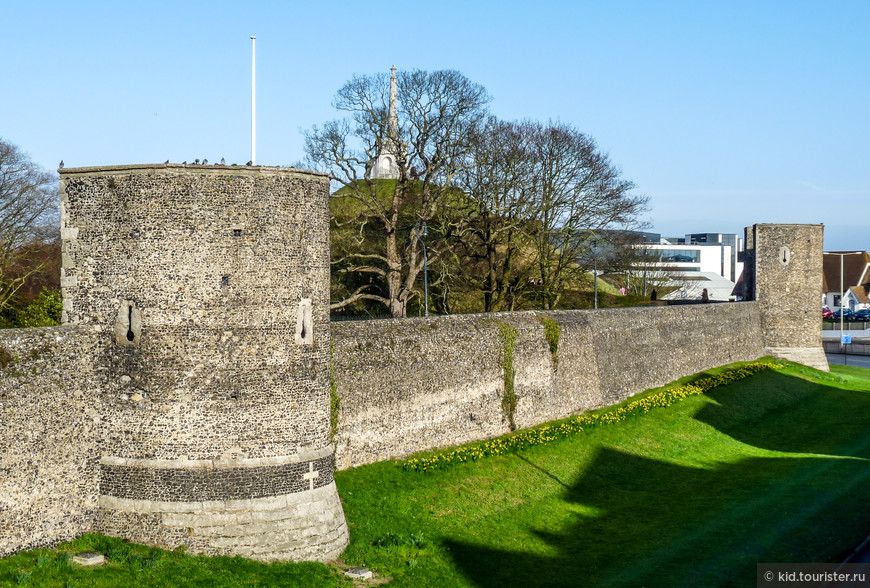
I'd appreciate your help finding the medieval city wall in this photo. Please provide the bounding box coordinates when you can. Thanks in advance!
[0,209,824,559]
[331,301,765,469]
[0,301,766,555]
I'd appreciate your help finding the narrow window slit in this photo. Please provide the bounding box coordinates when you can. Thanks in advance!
[126,306,135,341]
[115,301,141,346]
[296,298,313,345]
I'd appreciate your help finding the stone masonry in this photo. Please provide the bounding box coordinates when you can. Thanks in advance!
[4,164,349,561]
[330,302,765,468]
[0,213,827,558]
[743,223,828,371]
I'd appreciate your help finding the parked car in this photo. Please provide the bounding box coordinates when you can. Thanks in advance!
[833,308,855,320]
[822,306,834,319]
[852,309,870,321]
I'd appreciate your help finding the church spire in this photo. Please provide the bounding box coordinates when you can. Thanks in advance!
[388,66,398,143]
[369,65,401,180]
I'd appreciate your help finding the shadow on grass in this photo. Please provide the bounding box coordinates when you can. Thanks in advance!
[445,371,870,587]
[697,369,870,458]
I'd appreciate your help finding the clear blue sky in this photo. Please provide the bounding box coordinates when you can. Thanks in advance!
[2,1,867,250]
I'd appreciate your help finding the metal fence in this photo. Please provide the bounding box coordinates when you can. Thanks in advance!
[822,321,870,331]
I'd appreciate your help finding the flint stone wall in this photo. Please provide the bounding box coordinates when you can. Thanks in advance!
[60,165,333,460]
[744,223,828,370]
[0,326,102,556]
[331,302,765,469]
[54,164,347,562]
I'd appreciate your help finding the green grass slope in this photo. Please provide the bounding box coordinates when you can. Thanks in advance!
[338,361,870,587]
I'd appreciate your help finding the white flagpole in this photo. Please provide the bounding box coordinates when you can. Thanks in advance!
[251,35,256,165]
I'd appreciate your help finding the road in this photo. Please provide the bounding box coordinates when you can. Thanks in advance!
[826,353,870,369]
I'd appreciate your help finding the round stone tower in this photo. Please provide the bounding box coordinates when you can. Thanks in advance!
[59,164,348,561]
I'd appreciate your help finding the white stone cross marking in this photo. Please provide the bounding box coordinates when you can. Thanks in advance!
[303,461,320,491]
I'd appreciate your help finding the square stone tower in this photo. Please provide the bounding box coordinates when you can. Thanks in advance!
[59,164,348,561]
[743,223,828,371]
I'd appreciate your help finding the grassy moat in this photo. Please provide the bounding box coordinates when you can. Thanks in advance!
[3,360,870,587]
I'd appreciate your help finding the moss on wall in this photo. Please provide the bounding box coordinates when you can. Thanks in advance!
[538,314,561,367]
[497,322,518,431]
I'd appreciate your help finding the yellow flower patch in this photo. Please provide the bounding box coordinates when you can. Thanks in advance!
[401,361,784,472]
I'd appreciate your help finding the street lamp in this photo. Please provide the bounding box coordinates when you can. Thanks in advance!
[592,239,598,310]
[824,251,862,356]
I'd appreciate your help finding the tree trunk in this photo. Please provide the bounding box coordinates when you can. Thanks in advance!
[484,239,498,313]
[385,226,406,318]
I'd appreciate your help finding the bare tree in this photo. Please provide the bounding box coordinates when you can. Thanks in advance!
[523,121,648,309]
[0,139,58,313]
[305,69,490,318]
[453,117,538,311]
[455,120,648,311]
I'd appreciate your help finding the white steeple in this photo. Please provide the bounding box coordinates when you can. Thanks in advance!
[387,66,398,143]
[370,66,400,180]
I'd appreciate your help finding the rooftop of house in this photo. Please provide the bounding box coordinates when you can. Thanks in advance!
[849,285,870,305]
[823,251,870,292]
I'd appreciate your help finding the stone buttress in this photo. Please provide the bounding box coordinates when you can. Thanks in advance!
[59,164,348,561]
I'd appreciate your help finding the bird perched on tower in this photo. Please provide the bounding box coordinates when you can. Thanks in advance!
[58,160,64,169]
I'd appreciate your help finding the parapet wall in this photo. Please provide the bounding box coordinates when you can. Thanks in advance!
[0,326,102,557]
[331,302,765,469]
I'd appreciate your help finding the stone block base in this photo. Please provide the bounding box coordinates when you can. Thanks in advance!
[765,347,830,372]
[94,482,348,562]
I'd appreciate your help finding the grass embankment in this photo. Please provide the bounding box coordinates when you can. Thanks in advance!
[4,361,870,587]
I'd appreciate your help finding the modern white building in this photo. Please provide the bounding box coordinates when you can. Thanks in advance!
[640,243,735,276]
[630,232,745,301]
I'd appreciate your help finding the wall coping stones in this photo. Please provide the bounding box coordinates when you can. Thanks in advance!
[58,163,328,178]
